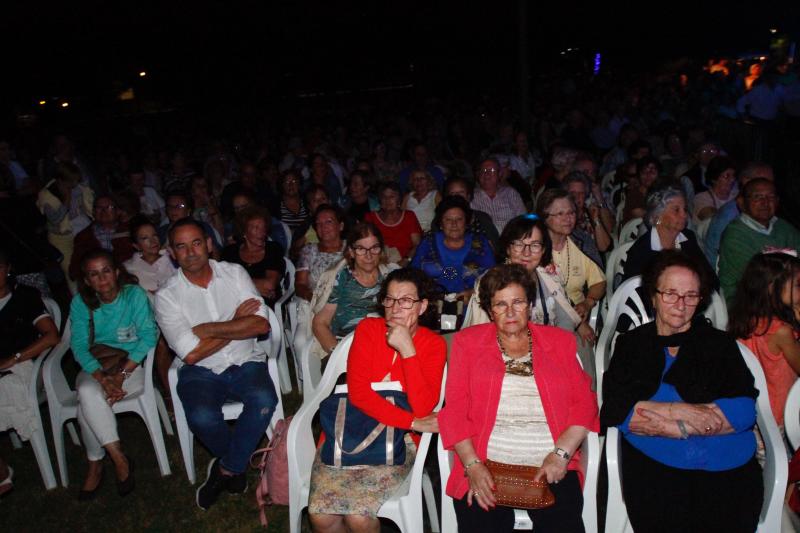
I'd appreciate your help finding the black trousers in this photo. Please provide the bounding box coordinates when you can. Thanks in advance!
[453,470,585,533]
[620,437,763,533]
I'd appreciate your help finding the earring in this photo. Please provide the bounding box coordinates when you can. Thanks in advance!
[656,219,661,226]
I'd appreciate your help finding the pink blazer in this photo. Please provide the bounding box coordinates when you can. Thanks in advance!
[438,322,599,499]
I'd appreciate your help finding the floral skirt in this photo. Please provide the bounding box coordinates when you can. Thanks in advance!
[308,434,416,517]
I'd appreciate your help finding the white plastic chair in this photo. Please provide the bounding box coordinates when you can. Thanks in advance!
[281,221,293,257]
[287,333,442,533]
[43,319,173,487]
[169,307,285,484]
[606,342,788,533]
[618,217,643,246]
[437,427,601,532]
[600,241,635,324]
[785,379,800,451]
[274,257,297,394]
[6,297,62,489]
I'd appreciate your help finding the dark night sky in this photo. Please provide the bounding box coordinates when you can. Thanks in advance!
[2,1,797,113]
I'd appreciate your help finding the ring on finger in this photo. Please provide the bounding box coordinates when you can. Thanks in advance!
[704,426,711,433]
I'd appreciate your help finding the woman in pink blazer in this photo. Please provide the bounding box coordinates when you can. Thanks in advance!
[438,264,599,533]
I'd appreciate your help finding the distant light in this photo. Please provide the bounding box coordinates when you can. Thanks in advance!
[139,71,147,77]
[594,52,602,76]
[560,51,566,56]
[61,102,69,108]
[770,28,778,34]
[38,100,46,105]
[567,48,572,52]
[759,56,767,61]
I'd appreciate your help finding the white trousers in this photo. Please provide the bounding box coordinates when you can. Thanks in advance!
[76,368,144,460]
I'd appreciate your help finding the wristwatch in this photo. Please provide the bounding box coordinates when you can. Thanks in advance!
[552,447,571,460]
[14,352,22,361]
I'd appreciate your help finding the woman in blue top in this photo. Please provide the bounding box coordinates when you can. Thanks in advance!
[411,195,494,301]
[600,250,762,533]
[70,248,158,501]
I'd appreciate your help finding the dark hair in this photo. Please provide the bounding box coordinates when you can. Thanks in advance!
[278,169,301,195]
[705,156,737,186]
[376,267,441,329]
[345,222,384,268]
[349,169,372,190]
[166,190,194,211]
[497,215,553,267]
[627,139,652,159]
[234,205,271,239]
[729,253,800,339]
[304,183,328,203]
[377,181,402,198]
[313,203,344,227]
[444,176,474,199]
[128,214,157,242]
[635,155,661,176]
[168,216,207,244]
[478,264,538,317]
[641,250,712,308]
[741,177,775,199]
[54,161,82,184]
[432,195,473,231]
[77,248,139,310]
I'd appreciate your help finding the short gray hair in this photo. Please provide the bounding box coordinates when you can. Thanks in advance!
[562,171,592,192]
[644,186,685,228]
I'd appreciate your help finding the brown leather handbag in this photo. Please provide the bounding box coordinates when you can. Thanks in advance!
[484,459,556,510]
[88,311,128,372]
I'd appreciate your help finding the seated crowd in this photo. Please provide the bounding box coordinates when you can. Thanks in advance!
[2,71,800,532]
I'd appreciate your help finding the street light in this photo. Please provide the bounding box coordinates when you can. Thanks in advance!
[139,71,147,77]
[61,102,69,108]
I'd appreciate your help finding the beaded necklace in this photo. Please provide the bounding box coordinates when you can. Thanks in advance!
[554,239,571,290]
[496,327,534,377]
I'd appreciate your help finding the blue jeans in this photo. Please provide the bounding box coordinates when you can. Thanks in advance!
[177,361,278,474]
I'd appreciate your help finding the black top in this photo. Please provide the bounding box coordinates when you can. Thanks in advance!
[347,200,372,224]
[600,319,758,433]
[0,285,48,357]
[221,241,286,303]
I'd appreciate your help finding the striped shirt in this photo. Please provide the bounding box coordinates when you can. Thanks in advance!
[470,185,527,234]
[280,200,309,232]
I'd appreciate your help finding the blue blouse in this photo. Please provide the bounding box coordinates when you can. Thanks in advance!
[620,349,756,471]
[411,232,495,294]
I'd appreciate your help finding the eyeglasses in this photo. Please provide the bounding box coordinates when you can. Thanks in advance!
[747,193,777,202]
[351,244,382,256]
[491,299,529,315]
[655,290,701,306]
[167,203,188,209]
[479,168,499,175]
[510,240,543,254]
[95,205,116,212]
[382,296,421,309]
[546,210,576,218]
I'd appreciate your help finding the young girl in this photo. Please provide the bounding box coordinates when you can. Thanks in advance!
[729,252,800,428]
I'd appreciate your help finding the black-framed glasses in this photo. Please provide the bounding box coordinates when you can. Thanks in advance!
[351,244,382,256]
[510,240,544,254]
[382,296,421,309]
[491,299,530,315]
[655,290,701,306]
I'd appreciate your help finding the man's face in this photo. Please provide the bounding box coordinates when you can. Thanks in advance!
[93,197,119,228]
[478,161,500,192]
[698,144,720,167]
[742,182,778,226]
[170,224,211,274]
[166,196,191,223]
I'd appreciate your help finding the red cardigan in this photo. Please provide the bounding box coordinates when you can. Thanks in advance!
[438,322,599,499]
[347,317,447,434]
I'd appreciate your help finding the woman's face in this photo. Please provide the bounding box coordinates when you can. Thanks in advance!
[308,189,329,212]
[566,181,587,213]
[411,172,429,194]
[315,210,342,243]
[507,227,545,272]
[712,168,736,198]
[232,194,252,213]
[282,173,300,197]
[84,257,119,298]
[134,224,161,257]
[441,207,467,242]
[544,198,576,237]
[351,234,381,271]
[349,175,367,198]
[311,156,328,177]
[384,280,427,329]
[639,162,658,188]
[781,269,800,310]
[245,217,268,246]
[652,266,701,334]
[490,283,530,336]
[379,189,401,212]
[657,197,688,233]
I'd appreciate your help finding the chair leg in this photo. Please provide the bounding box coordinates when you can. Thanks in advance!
[423,470,440,533]
[66,421,81,446]
[29,428,58,490]
[173,396,196,484]
[277,341,293,394]
[139,397,172,477]
[51,415,70,487]
[9,430,22,449]
[155,390,175,436]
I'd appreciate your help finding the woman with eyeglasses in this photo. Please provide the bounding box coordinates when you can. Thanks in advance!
[310,222,395,359]
[308,267,446,532]
[411,196,494,303]
[439,264,598,533]
[601,250,762,533]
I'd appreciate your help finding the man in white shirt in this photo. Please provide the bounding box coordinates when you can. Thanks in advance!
[470,157,527,233]
[155,218,276,510]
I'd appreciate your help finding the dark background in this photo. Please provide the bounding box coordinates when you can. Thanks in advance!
[3,1,797,120]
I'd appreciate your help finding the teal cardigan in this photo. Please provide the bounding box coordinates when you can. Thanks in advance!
[70,284,158,373]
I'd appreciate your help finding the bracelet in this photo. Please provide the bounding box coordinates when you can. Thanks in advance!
[676,419,689,440]
[463,458,482,476]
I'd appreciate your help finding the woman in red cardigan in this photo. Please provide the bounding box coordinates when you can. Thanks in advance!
[439,264,599,533]
[308,267,447,533]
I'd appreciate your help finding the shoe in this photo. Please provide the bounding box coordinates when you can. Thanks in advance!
[0,466,13,497]
[196,458,227,510]
[226,471,248,495]
[78,465,105,501]
[116,455,135,497]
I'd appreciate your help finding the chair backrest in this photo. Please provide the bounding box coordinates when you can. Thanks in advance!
[282,257,296,296]
[42,297,62,333]
[694,217,712,251]
[281,221,293,257]
[785,379,800,451]
[604,241,634,295]
[43,318,75,406]
[618,217,643,246]
[736,341,789,532]
[257,307,284,364]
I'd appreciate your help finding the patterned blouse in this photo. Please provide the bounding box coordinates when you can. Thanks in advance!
[297,242,346,292]
[411,232,495,294]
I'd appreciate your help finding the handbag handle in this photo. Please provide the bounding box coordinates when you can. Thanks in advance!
[333,395,397,457]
